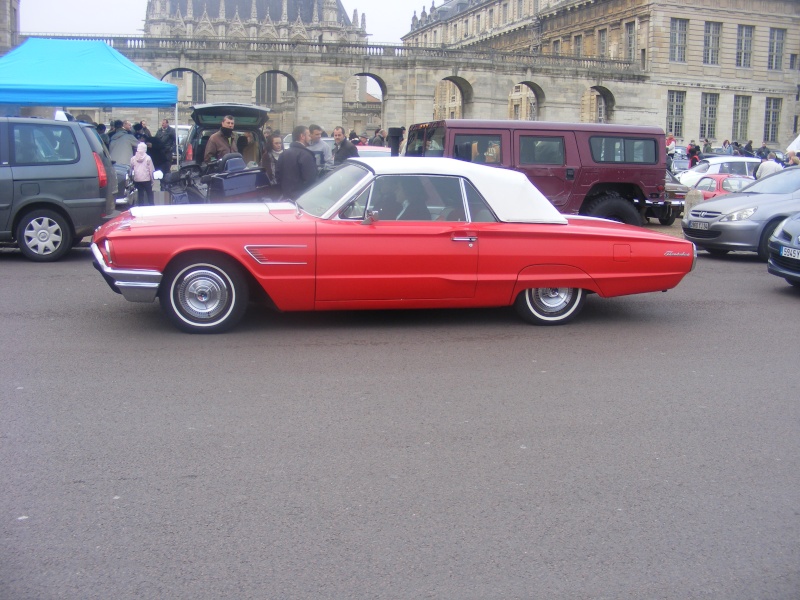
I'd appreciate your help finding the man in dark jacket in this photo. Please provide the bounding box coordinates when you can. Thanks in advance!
[332,126,359,166]
[276,125,317,200]
[204,115,237,162]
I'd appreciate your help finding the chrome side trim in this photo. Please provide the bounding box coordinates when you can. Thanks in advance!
[244,244,308,265]
[91,243,163,303]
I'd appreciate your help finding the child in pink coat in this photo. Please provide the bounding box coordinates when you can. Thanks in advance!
[130,142,155,206]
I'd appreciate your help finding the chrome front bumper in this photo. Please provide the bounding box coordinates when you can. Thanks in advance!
[91,243,163,303]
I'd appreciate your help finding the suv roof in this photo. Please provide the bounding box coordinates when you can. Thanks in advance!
[409,119,663,136]
[189,103,271,128]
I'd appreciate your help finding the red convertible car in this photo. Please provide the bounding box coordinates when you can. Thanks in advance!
[92,158,696,333]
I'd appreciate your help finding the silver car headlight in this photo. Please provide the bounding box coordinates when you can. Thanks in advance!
[720,207,757,222]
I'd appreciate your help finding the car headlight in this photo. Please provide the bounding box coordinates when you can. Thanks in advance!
[720,207,757,222]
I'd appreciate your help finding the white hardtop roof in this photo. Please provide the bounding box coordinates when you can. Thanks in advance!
[701,156,761,163]
[349,157,567,224]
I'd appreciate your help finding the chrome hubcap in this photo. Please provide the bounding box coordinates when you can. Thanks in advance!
[24,217,63,255]
[531,288,572,313]
[177,269,230,320]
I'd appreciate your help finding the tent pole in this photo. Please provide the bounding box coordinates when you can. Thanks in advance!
[174,103,179,168]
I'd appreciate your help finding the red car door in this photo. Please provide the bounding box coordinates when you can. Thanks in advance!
[315,175,479,302]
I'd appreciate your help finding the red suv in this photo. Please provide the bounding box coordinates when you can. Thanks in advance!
[405,120,671,226]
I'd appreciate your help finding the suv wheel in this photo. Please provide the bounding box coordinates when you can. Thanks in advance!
[584,194,642,227]
[16,209,73,262]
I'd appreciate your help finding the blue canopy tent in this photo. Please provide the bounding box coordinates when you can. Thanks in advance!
[0,38,177,107]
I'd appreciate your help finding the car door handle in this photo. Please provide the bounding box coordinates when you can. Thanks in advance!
[452,236,477,242]
[566,168,575,180]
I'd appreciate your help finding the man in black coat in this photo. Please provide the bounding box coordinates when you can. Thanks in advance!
[332,126,359,166]
[276,125,317,200]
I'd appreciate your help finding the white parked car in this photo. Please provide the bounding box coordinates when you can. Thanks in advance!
[677,156,761,187]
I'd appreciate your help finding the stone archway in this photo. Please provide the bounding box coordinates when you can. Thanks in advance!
[254,70,299,135]
[342,72,387,136]
[161,68,206,124]
[509,81,546,121]
[580,86,615,123]
[433,76,473,120]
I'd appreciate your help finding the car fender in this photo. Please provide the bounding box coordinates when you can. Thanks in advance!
[512,264,601,301]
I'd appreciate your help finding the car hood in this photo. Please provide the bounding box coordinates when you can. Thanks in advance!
[189,103,271,128]
[98,202,297,236]
[691,191,797,214]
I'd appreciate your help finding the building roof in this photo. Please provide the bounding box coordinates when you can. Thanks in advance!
[167,0,353,25]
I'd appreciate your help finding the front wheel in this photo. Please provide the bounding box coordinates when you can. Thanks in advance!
[16,209,73,262]
[160,255,249,333]
[514,287,586,325]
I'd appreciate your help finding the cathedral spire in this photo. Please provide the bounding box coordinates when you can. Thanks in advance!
[218,0,225,20]
[250,0,257,21]
[281,0,288,23]
[186,0,193,19]
[313,0,319,24]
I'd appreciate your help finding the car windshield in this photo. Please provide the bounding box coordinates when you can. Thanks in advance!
[739,168,800,194]
[296,163,371,217]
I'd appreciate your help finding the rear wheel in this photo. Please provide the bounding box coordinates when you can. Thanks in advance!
[584,194,642,226]
[514,287,585,325]
[16,209,73,262]
[160,255,248,333]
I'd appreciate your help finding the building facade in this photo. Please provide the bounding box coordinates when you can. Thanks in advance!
[403,0,800,148]
[0,0,19,54]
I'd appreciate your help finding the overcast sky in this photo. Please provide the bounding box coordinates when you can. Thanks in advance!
[21,0,425,44]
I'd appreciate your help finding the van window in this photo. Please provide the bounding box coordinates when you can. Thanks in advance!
[407,125,446,157]
[519,136,565,165]
[589,136,657,164]
[453,134,503,164]
[12,124,79,165]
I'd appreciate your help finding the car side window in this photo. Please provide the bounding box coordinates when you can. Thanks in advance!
[519,136,565,165]
[12,124,79,165]
[729,162,747,176]
[368,175,432,221]
[453,134,503,164]
[339,185,372,220]
[463,180,498,223]
[695,178,715,191]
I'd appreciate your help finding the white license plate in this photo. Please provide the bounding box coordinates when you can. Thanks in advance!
[690,221,709,230]
[781,246,800,259]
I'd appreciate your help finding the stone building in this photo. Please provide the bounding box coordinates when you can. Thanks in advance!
[0,0,19,54]
[144,0,374,132]
[403,0,800,149]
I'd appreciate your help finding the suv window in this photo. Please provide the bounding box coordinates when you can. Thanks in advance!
[519,136,565,165]
[589,136,656,164]
[12,123,79,165]
[453,134,503,164]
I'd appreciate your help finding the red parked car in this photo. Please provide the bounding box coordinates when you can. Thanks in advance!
[91,158,696,333]
[693,174,754,200]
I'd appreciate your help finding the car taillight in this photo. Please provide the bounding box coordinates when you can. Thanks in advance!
[656,184,665,192]
[186,144,193,160]
[93,152,108,188]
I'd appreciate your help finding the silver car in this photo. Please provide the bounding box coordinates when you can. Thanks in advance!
[682,166,800,260]
[767,212,800,287]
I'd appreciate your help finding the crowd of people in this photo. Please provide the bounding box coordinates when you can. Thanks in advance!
[667,131,800,178]
[95,118,177,206]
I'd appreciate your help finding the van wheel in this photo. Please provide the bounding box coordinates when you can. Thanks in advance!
[584,194,642,226]
[16,209,73,262]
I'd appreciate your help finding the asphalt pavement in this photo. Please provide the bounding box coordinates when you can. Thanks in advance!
[2,228,799,599]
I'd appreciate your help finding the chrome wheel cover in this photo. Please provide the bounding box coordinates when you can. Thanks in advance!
[174,267,232,323]
[23,216,63,256]
[529,287,574,314]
